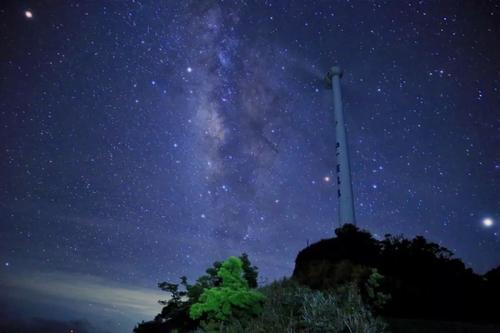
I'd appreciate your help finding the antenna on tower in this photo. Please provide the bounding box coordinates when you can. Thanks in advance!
[324,66,356,227]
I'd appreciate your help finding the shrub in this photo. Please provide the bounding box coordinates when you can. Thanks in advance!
[227,278,388,333]
[189,256,266,332]
[134,253,259,333]
[303,284,388,333]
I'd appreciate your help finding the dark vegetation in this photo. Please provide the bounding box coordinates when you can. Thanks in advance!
[294,224,500,323]
[135,225,500,332]
[134,253,264,333]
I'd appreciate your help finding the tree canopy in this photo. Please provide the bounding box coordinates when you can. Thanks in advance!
[189,256,266,332]
[133,253,260,333]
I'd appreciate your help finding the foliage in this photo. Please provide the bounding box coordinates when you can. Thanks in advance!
[302,285,388,333]
[293,224,500,322]
[134,253,259,333]
[240,253,259,288]
[364,268,391,310]
[293,224,381,291]
[135,225,500,332]
[226,278,307,332]
[135,256,387,333]
[189,256,266,332]
[224,278,388,333]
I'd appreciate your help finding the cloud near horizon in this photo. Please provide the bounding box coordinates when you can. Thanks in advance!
[0,269,166,332]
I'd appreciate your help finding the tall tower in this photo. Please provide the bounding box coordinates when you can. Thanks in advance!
[325,66,356,226]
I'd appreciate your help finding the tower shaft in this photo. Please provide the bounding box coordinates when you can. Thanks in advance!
[325,67,356,226]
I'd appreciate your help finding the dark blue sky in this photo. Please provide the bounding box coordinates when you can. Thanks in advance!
[1,1,499,332]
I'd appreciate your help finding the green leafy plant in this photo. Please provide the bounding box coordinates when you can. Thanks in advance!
[134,253,258,333]
[189,256,266,332]
[365,268,391,310]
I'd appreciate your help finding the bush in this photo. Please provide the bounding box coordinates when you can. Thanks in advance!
[134,253,259,333]
[189,256,266,332]
[226,278,388,333]
[303,284,388,333]
[237,278,308,332]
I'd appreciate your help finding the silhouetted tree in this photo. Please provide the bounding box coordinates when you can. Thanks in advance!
[240,252,259,288]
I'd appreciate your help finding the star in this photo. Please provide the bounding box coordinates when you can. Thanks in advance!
[24,10,33,19]
[482,218,494,228]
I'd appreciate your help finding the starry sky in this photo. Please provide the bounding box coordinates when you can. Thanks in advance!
[1,1,499,332]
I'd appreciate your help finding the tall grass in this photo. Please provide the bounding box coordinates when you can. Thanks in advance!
[222,278,388,333]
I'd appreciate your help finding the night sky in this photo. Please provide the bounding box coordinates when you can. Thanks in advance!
[1,1,499,332]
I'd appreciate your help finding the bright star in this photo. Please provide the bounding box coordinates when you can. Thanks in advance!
[324,176,331,182]
[482,218,494,228]
[187,67,192,73]
[25,10,33,19]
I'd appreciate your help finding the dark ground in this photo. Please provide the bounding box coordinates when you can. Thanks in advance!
[388,318,500,333]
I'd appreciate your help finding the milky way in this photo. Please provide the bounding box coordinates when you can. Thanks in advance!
[1,1,499,332]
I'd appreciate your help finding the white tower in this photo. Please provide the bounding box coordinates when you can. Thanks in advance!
[325,66,356,226]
